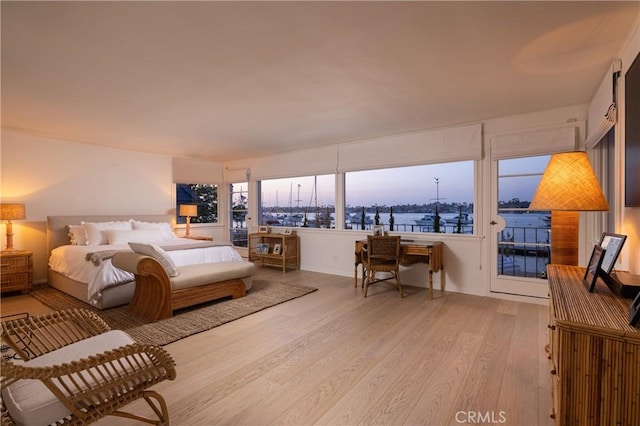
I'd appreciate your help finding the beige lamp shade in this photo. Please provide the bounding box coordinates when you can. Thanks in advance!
[1,204,26,220]
[529,151,609,211]
[529,151,608,266]
[179,204,198,217]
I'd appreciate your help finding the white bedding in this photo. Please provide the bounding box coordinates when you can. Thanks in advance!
[48,238,243,305]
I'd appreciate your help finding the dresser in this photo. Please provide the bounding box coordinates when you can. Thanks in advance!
[248,233,299,273]
[547,264,640,425]
[0,250,33,294]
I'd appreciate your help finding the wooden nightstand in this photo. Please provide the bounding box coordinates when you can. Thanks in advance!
[183,235,214,241]
[1,250,33,294]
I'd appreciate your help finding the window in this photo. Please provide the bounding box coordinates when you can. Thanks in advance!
[230,182,248,247]
[175,183,218,224]
[259,175,335,228]
[497,155,550,278]
[344,162,474,234]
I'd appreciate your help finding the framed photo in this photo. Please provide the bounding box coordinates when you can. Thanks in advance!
[372,225,384,236]
[258,225,270,234]
[629,291,640,327]
[273,243,282,255]
[598,232,627,274]
[256,243,269,254]
[283,228,293,236]
[584,245,606,292]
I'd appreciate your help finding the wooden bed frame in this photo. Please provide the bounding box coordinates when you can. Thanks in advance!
[46,214,173,310]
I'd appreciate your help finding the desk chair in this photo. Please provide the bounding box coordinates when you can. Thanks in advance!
[362,235,403,297]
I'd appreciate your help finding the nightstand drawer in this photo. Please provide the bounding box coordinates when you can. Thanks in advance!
[1,255,30,273]
[1,272,32,290]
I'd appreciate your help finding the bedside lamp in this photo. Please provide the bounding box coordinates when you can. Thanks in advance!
[179,204,198,237]
[1,203,26,252]
[529,151,609,265]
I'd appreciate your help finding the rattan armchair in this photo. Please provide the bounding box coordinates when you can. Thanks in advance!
[1,309,176,426]
[362,235,403,297]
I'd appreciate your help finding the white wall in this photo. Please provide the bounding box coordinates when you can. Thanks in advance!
[1,131,174,282]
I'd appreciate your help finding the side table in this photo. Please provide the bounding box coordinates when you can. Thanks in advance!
[1,250,33,294]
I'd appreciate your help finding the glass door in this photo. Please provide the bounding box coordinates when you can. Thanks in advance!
[229,182,249,248]
[490,155,551,298]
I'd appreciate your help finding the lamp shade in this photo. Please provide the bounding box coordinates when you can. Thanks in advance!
[179,204,198,217]
[529,151,609,211]
[0,204,26,220]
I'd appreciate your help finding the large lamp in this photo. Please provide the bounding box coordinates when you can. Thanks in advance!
[179,204,198,237]
[529,151,609,265]
[1,203,26,252]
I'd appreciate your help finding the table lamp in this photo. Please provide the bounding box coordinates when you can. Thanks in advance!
[529,151,609,265]
[179,204,198,237]
[1,203,26,252]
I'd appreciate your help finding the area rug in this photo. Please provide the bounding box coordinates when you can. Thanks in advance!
[29,280,317,346]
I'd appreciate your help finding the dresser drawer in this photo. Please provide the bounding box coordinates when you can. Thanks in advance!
[1,272,32,291]
[1,255,31,273]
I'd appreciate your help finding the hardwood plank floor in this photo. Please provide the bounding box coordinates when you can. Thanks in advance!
[1,268,553,425]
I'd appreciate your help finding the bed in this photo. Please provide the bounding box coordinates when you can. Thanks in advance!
[47,215,250,310]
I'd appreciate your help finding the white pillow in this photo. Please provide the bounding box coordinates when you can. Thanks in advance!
[67,225,87,245]
[130,220,176,240]
[82,221,132,246]
[128,242,179,277]
[106,229,166,245]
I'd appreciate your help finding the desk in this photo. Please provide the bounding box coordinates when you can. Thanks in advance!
[354,240,444,299]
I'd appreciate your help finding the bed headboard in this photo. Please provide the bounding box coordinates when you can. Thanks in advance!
[47,214,174,254]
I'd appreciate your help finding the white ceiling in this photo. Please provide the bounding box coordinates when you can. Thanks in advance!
[2,1,638,162]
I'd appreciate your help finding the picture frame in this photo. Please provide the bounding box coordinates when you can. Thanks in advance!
[258,225,270,234]
[273,243,282,255]
[598,232,627,274]
[283,227,293,236]
[256,243,269,254]
[630,291,640,327]
[372,225,384,236]
[584,244,606,292]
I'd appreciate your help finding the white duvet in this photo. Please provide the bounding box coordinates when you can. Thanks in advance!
[48,238,244,304]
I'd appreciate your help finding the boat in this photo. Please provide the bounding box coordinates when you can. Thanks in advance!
[414,213,445,227]
[447,212,473,225]
[349,213,373,225]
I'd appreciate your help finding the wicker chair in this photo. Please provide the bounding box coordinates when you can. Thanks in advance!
[1,309,176,426]
[362,235,403,297]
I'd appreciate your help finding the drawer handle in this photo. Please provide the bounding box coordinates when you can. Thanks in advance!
[550,369,557,375]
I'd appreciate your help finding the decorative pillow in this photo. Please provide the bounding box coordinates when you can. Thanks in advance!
[106,229,166,245]
[67,225,87,245]
[82,221,132,246]
[130,220,176,240]
[128,242,179,277]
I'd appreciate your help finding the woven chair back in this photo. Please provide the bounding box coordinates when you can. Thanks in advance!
[366,235,401,264]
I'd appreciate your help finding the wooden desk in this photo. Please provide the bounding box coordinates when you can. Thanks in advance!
[354,240,444,299]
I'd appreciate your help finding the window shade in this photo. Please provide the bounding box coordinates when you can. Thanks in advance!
[585,61,621,149]
[491,126,578,160]
[337,123,482,172]
[249,145,337,180]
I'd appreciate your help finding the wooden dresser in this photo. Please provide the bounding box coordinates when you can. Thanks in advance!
[547,264,640,425]
[0,250,33,294]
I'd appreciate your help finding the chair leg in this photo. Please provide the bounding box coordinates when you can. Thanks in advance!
[364,270,372,297]
[395,270,403,298]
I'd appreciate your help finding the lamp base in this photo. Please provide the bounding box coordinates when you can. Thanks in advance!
[550,211,579,266]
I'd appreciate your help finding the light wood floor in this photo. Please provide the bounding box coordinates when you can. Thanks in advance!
[1,269,553,426]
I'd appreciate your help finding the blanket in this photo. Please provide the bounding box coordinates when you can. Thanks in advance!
[85,241,231,266]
